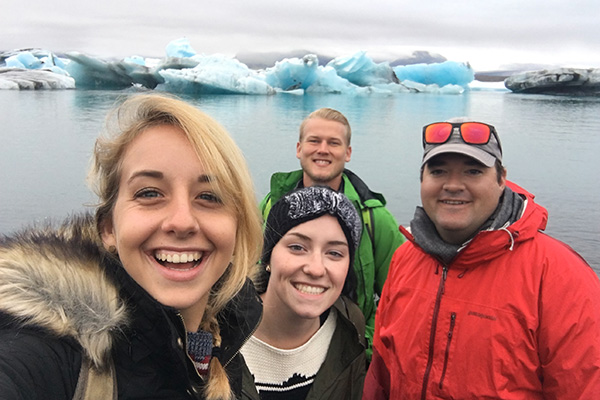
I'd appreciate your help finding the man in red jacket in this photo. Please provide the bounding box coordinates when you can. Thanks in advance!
[364,118,600,399]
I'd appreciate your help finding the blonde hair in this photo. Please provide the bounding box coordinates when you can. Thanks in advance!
[88,93,262,400]
[298,107,352,145]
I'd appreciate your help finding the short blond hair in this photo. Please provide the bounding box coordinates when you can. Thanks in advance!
[298,107,352,145]
[88,93,262,400]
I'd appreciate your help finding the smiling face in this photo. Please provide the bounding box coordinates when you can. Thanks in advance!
[296,118,352,190]
[100,125,237,331]
[421,153,506,245]
[263,215,350,322]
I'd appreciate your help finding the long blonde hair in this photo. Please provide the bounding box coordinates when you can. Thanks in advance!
[88,93,262,399]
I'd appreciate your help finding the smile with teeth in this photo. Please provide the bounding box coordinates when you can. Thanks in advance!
[294,283,326,295]
[442,200,467,205]
[154,251,203,270]
[314,160,330,165]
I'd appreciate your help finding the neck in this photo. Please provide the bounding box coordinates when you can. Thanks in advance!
[303,174,343,191]
[254,295,321,349]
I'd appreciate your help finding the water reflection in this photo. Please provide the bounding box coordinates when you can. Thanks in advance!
[0,90,598,271]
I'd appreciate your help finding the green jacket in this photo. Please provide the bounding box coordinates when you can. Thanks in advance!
[258,169,405,359]
[240,296,367,400]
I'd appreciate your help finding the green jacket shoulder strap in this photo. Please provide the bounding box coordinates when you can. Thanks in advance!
[72,355,117,400]
[361,206,375,252]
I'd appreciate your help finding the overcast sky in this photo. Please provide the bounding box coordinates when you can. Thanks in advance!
[3,0,600,71]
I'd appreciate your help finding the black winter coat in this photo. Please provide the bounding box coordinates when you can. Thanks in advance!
[0,214,262,399]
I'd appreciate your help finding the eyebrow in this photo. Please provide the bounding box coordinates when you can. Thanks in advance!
[286,232,348,247]
[127,170,214,184]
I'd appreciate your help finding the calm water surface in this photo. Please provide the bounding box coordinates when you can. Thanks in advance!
[1,89,598,272]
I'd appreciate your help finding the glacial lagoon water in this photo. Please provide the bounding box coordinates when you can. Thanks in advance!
[0,89,599,272]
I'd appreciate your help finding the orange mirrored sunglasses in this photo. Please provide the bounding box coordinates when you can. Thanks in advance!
[423,122,499,148]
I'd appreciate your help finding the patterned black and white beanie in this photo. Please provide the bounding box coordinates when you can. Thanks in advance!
[261,186,361,267]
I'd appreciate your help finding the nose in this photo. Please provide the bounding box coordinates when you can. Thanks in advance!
[302,253,326,277]
[162,197,200,237]
[442,171,465,192]
[317,141,329,153]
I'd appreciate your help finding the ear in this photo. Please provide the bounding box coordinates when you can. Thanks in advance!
[296,141,302,159]
[345,145,352,162]
[99,216,117,250]
[499,167,507,190]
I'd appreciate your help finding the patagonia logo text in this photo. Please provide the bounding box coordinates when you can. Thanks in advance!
[468,311,497,321]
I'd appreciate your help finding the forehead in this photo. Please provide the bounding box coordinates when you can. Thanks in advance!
[303,118,347,138]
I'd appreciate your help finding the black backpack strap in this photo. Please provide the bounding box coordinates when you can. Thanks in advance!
[72,355,117,400]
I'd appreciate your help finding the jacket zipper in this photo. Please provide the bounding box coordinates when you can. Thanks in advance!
[224,307,263,368]
[420,265,448,400]
[439,312,456,389]
[176,313,204,379]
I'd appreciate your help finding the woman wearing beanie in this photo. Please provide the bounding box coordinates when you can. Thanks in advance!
[240,186,367,400]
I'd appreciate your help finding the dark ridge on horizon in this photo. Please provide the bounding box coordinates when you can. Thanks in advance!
[1,47,558,76]
[235,49,449,69]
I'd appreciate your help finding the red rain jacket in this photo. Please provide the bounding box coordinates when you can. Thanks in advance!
[364,182,600,399]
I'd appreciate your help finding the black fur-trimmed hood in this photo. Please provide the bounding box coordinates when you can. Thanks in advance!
[0,214,128,370]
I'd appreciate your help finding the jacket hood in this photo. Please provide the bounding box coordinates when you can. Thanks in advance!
[458,181,548,267]
[0,213,128,370]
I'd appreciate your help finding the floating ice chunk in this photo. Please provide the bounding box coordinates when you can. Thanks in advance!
[401,80,464,94]
[158,54,275,95]
[262,54,320,91]
[124,55,146,66]
[0,67,75,90]
[327,51,398,86]
[166,38,197,58]
[6,52,42,69]
[305,66,362,94]
[65,52,161,89]
[504,67,600,95]
[394,61,474,87]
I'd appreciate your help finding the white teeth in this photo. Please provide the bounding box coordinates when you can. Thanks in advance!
[294,284,325,295]
[443,200,465,205]
[155,251,202,264]
[315,160,330,165]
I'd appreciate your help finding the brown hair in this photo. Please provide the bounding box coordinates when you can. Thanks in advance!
[88,93,262,399]
[298,107,352,145]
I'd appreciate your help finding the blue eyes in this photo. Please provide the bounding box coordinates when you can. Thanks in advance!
[135,188,160,198]
[133,188,222,204]
[198,192,222,203]
[287,244,345,258]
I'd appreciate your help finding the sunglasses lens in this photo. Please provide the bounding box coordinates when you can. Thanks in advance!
[425,123,453,143]
[461,123,491,144]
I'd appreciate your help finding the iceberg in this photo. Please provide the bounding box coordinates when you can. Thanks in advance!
[158,54,275,95]
[394,61,474,87]
[262,54,320,91]
[327,51,399,86]
[0,38,475,94]
[0,67,75,90]
[64,52,162,89]
[504,68,600,95]
[165,37,198,58]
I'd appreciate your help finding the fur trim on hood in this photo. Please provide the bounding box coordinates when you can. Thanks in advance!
[0,213,128,370]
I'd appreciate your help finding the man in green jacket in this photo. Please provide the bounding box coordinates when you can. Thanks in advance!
[259,107,404,359]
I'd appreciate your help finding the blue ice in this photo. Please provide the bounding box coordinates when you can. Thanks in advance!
[0,38,473,93]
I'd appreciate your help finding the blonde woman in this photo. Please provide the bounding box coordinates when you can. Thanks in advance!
[0,94,263,399]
